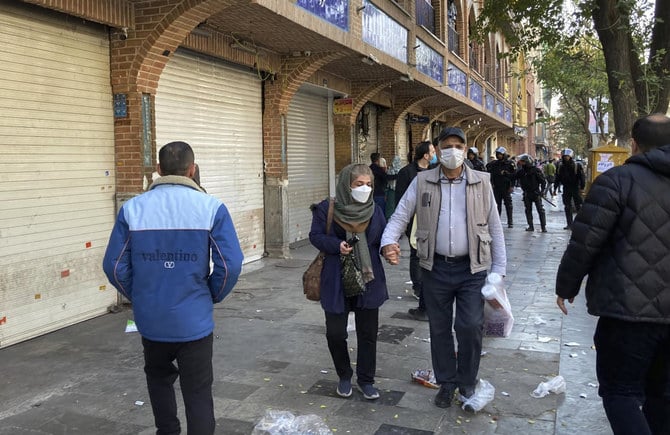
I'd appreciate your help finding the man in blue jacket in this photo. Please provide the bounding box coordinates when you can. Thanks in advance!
[103,141,243,435]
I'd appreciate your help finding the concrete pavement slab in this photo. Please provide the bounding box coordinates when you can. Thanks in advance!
[0,188,610,434]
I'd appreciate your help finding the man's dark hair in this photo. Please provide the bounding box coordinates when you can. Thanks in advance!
[414,141,431,161]
[159,141,195,176]
[632,114,670,152]
[370,152,380,163]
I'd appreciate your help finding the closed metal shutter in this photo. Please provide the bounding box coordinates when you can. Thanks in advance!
[0,3,116,348]
[155,49,265,262]
[287,88,330,244]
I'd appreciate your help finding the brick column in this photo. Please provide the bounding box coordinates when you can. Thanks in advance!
[262,79,290,258]
[334,114,353,173]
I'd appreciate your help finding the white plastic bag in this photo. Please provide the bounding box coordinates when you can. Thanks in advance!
[530,375,566,398]
[252,410,332,435]
[457,379,495,412]
[481,273,514,337]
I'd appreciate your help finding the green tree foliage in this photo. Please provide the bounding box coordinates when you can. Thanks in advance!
[476,0,670,143]
[533,37,610,149]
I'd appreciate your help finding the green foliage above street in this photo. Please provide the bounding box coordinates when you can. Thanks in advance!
[475,0,670,144]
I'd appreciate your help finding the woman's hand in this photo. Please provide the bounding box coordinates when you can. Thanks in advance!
[340,240,354,255]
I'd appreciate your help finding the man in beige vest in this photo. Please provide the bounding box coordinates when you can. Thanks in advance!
[381,127,506,410]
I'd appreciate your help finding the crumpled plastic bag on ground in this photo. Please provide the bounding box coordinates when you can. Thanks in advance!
[252,410,332,435]
[411,369,439,389]
[531,375,566,398]
[456,379,495,412]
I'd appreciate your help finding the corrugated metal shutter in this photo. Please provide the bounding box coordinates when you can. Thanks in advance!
[155,49,264,262]
[0,3,116,348]
[287,88,330,244]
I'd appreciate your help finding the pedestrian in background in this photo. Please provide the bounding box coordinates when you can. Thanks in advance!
[309,163,389,401]
[385,155,402,219]
[103,141,244,435]
[542,159,556,196]
[556,114,670,435]
[381,127,506,409]
[466,147,486,171]
[369,152,389,214]
[513,154,547,232]
[394,140,438,322]
[554,148,585,229]
[486,147,516,228]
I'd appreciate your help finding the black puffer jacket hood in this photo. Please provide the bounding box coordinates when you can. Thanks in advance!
[555,144,670,322]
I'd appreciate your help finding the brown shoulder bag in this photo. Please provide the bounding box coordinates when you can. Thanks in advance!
[303,198,334,301]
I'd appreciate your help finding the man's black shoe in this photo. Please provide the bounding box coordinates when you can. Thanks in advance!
[563,225,571,230]
[541,228,547,233]
[507,223,513,228]
[525,227,534,232]
[434,384,454,408]
[408,308,428,322]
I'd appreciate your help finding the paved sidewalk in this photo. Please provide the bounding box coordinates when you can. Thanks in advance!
[0,189,610,434]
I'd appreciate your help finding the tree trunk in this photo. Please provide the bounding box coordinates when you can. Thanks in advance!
[650,0,670,114]
[592,0,637,144]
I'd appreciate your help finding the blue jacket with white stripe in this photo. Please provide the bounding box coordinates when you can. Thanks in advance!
[103,176,243,342]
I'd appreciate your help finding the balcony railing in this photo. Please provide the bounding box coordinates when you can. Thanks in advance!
[448,24,459,55]
[416,0,435,35]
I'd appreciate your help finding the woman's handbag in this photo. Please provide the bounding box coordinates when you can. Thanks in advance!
[340,252,366,298]
[303,199,334,301]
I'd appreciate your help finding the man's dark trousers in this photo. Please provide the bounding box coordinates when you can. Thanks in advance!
[595,317,670,435]
[523,193,546,229]
[562,186,583,226]
[423,257,486,393]
[493,187,513,225]
[142,333,215,435]
[409,246,426,312]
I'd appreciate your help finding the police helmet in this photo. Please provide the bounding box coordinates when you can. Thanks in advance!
[518,154,533,165]
[495,146,507,155]
[468,147,479,156]
[562,148,574,157]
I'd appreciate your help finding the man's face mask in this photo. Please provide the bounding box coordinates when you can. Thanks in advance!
[440,148,465,169]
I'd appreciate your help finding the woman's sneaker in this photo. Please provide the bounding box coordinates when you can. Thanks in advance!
[336,378,352,398]
[360,384,380,400]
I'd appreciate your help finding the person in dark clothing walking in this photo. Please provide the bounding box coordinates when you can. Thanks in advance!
[394,140,437,321]
[486,147,515,228]
[554,148,585,229]
[556,114,670,435]
[466,147,486,171]
[369,153,388,214]
[513,154,547,232]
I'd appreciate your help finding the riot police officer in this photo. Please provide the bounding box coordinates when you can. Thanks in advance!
[486,146,515,228]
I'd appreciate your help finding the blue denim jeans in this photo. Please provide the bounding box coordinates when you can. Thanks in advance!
[422,257,486,392]
[594,317,670,435]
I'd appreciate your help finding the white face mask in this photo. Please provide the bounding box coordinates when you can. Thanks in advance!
[351,185,372,203]
[440,148,465,169]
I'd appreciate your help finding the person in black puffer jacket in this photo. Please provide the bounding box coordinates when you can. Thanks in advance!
[555,114,670,435]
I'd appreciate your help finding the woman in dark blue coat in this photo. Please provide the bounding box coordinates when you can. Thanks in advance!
[309,163,389,400]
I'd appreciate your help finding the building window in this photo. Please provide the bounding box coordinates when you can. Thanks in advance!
[447,0,459,54]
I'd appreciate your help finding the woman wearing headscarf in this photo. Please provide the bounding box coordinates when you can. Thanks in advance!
[309,163,389,400]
